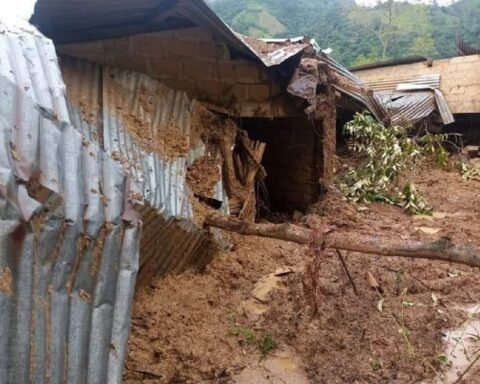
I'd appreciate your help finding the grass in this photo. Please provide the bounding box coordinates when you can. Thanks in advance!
[230,325,278,356]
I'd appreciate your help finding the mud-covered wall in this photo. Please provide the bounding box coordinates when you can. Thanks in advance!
[243,117,322,212]
[58,27,296,118]
[353,55,480,114]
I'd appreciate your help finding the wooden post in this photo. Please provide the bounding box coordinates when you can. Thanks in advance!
[238,140,266,220]
[318,63,337,188]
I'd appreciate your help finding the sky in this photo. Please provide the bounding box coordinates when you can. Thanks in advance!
[1,0,37,19]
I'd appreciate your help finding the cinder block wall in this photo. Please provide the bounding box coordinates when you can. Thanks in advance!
[59,27,290,117]
[353,55,480,114]
[244,117,322,212]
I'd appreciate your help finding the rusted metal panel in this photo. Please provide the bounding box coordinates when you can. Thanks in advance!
[0,19,140,384]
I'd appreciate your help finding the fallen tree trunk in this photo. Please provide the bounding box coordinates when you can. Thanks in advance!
[205,215,480,268]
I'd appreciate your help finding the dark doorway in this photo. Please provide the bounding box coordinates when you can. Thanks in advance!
[240,116,322,213]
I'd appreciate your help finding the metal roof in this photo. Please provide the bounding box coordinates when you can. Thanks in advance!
[352,71,453,125]
[31,0,317,67]
[375,90,438,126]
[0,18,140,383]
[362,74,441,92]
[31,0,259,61]
[31,0,382,121]
[349,55,429,72]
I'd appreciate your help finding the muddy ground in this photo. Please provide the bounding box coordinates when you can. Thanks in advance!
[124,165,480,384]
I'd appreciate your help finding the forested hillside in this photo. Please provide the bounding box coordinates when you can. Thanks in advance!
[206,0,480,66]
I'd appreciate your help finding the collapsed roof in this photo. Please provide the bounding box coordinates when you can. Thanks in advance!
[31,0,383,120]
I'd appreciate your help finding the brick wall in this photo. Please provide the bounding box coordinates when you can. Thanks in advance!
[353,55,480,114]
[58,27,293,117]
[244,117,322,212]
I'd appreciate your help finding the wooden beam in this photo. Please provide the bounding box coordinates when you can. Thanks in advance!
[205,215,480,268]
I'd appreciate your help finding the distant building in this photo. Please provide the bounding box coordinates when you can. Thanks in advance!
[352,54,480,142]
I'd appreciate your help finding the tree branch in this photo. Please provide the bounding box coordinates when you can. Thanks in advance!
[205,215,480,268]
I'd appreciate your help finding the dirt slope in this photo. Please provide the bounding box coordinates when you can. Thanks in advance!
[125,166,480,384]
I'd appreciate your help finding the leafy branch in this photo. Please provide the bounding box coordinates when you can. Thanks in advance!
[336,112,449,215]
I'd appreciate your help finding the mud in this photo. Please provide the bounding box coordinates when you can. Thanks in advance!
[440,304,480,383]
[125,166,480,383]
[187,156,222,198]
[0,267,12,296]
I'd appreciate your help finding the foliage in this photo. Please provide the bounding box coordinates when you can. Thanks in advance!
[257,334,277,356]
[233,1,286,37]
[336,112,448,215]
[401,183,432,215]
[230,325,256,345]
[206,0,480,67]
[458,161,480,181]
[230,325,278,356]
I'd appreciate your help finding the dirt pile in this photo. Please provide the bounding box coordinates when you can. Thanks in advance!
[187,156,221,198]
[125,166,480,383]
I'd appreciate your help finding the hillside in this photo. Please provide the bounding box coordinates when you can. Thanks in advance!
[206,0,480,66]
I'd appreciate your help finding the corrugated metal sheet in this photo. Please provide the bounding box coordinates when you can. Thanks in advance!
[375,87,454,127]
[32,0,258,62]
[349,55,428,71]
[395,83,454,125]
[238,34,310,67]
[357,72,453,126]
[62,57,193,219]
[61,57,222,281]
[363,74,441,92]
[321,54,388,122]
[0,18,140,384]
[375,90,437,126]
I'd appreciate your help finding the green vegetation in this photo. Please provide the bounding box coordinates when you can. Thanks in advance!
[207,0,480,66]
[336,112,449,215]
[233,2,286,37]
[230,325,278,356]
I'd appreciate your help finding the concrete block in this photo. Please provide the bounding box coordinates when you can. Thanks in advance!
[246,84,271,101]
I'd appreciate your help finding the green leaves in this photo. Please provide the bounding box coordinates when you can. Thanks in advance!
[230,325,278,356]
[337,112,446,215]
[458,161,480,181]
[257,334,277,356]
[401,184,432,216]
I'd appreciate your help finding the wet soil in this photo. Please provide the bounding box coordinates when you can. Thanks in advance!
[125,166,480,384]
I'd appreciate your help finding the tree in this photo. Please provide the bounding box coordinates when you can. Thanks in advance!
[348,0,398,61]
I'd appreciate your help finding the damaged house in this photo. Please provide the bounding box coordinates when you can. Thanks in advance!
[352,53,480,141]
[0,0,381,382]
